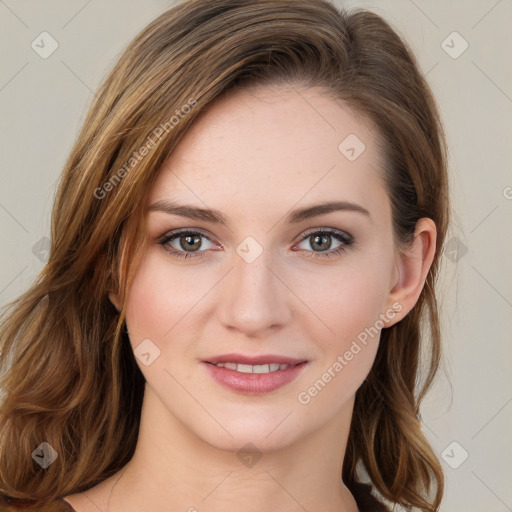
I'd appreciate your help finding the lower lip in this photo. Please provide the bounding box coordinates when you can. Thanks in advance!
[202,362,308,394]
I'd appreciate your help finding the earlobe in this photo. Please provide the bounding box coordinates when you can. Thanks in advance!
[383,218,437,327]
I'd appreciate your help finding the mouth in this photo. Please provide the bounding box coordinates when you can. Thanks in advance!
[202,353,309,394]
[204,361,304,373]
[204,353,307,367]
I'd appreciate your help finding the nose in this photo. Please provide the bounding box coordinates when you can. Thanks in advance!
[217,246,292,337]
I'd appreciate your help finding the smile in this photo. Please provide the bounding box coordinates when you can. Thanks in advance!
[210,362,297,373]
[202,361,309,394]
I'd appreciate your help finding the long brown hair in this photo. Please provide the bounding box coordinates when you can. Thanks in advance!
[0,1,449,510]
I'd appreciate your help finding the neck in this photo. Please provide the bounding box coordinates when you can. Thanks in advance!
[74,384,359,512]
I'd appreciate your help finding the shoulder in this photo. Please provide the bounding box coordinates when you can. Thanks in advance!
[0,493,75,512]
[348,481,390,512]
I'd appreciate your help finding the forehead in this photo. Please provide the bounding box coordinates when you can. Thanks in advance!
[149,85,388,222]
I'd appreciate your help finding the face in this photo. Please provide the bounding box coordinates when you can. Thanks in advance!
[114,84,402,452]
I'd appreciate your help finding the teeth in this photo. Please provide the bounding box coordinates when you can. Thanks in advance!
[237,364,253,373]
[215,362,291,373]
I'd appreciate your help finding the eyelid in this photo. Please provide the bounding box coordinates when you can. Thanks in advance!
[298,226,354,243]
[157,227,220,244]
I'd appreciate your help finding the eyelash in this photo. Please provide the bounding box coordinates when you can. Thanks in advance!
[157,228,355,260]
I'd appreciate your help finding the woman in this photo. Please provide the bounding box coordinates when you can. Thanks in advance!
[0,0,450,510]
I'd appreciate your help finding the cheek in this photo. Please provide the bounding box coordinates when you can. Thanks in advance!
[124,254,198,346]
[294,273,385,413]
[289,249,391,399]
[294,252,391,343]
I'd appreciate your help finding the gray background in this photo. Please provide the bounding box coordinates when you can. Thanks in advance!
[0,1,511,510]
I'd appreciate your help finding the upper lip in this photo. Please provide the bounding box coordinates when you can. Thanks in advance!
[204,353,307,366]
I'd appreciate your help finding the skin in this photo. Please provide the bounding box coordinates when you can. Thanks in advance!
[64,84,436,512]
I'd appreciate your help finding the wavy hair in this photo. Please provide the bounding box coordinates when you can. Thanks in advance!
[0,0,449,510]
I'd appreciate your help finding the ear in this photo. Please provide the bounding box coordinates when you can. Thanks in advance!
[382,217,437,327]
[108,289,122,312]
[107,228,131,314]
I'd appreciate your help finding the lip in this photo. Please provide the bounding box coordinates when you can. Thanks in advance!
[203,353,307,366]
[202,356,309,395]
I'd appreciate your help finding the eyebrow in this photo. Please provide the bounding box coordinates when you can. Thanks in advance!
[148,199,371,225]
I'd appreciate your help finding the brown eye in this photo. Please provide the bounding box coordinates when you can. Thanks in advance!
[158,230,217,259]
[309,233,332,251]
[177,233,202,252]
[296,229,354,258]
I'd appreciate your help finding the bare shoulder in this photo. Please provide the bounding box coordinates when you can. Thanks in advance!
[0,492,73,512]
[62,477,118,512]
[58,491,105,512]
[0,476,116,512]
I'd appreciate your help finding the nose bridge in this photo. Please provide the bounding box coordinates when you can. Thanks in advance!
[217,239,290,336]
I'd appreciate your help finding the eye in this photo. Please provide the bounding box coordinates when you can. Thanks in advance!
[157,227,355,260]
[158,229,219,259]
[295,228,354,258]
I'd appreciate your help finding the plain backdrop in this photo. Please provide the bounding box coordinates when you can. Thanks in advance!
[0,1,511,511]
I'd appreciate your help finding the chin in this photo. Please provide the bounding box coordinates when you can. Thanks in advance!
[190,412,307,454]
